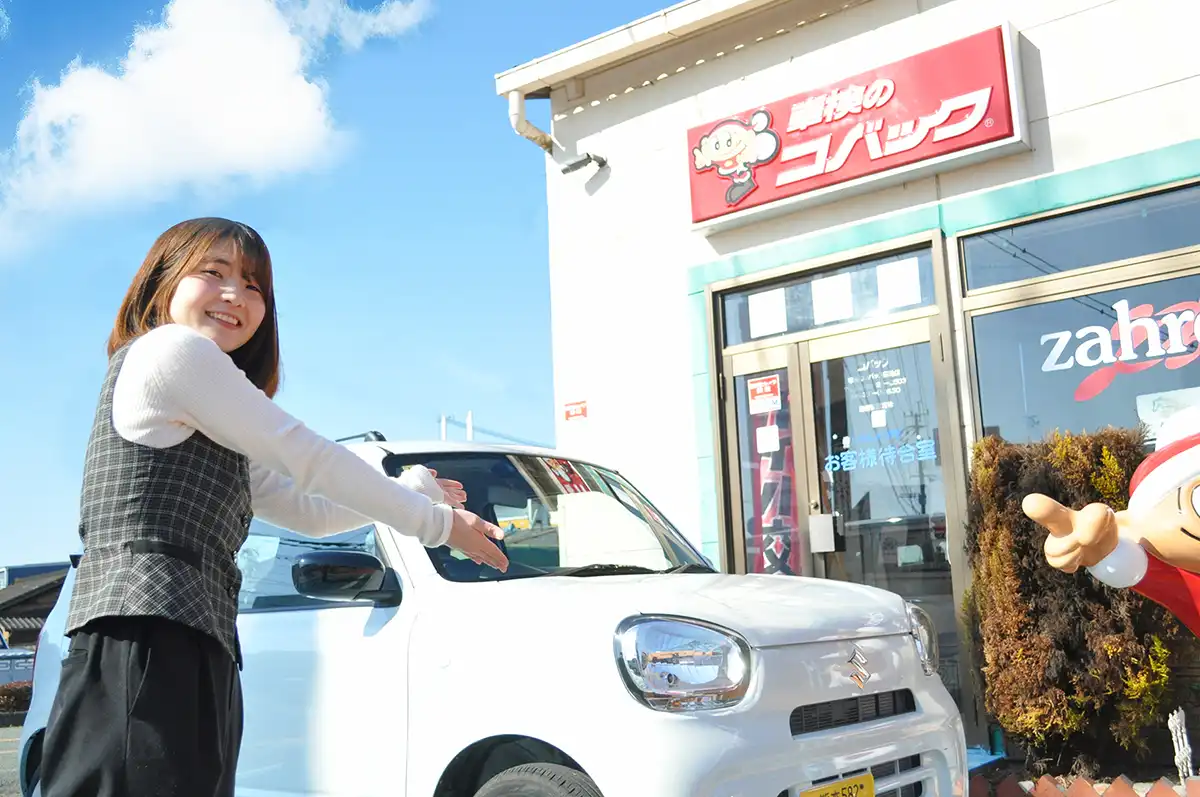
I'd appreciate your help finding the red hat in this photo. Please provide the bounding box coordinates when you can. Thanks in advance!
[1129,407,1200,515]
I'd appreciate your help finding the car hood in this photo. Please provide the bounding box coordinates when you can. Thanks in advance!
[434,572,911,648]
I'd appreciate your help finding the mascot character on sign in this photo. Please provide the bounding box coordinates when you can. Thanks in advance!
[1022,406,1200,637]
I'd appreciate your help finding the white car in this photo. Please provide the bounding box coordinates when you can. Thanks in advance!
[20,440,967,797]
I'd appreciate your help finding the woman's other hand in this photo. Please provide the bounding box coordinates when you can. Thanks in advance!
[448,509,508,573]
[427,469,466,508]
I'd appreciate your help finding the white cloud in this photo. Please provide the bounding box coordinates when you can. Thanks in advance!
[0,2,9,40]
[284,0,432,51]
[0,0,429,249]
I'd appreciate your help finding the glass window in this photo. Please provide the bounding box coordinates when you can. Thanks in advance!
[722,248,936,347]
[237,521,381,612]
[377,452,709,582]
[972,274,1200,446]
[962,183,1200,291]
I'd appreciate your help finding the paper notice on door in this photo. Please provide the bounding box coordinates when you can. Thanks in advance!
[811,272,854,326]
[747,375,782,415]
[875,257,922,311]
[747,287,787,339]
[871,409,888,428]
[756,424,781,454]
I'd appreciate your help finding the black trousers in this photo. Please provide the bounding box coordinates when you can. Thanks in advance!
[39,615,243,797]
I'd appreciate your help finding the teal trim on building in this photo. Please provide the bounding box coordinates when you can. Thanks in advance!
[689,138,1200,556]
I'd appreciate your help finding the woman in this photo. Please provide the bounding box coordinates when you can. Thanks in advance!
[39,217,507,796]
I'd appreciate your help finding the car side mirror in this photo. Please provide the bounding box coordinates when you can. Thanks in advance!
[291,550,402,607]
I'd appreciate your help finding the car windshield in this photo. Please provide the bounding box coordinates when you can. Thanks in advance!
[380,452,712,582]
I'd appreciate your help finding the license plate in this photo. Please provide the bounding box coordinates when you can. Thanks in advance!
[799,772,875,797]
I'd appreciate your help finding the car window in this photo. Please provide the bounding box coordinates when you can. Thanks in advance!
[379,451,708,582]
[237,520,382,612]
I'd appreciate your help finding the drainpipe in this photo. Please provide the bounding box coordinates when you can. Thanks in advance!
[508,90,553,154]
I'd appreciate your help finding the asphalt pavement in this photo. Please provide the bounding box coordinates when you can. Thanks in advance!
[0,726,19,797]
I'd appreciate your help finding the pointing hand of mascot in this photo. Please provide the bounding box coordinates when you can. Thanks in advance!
[1021,494,1121,574]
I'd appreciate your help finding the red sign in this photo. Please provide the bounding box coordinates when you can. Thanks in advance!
[687,26,1019,223]
[748,375,782,415]
[564,401,588,421]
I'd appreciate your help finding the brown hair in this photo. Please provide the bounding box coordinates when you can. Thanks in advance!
[107,217,282,397]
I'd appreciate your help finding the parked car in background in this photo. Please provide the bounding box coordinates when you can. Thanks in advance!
[20,439,966,797]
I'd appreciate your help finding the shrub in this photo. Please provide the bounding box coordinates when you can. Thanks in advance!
[965,427,1179,776]
[0,679,32,713]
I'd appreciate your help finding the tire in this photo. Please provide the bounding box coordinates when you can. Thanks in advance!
[474,763,602,797]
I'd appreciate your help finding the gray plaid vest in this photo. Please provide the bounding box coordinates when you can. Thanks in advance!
[65,341,252,665]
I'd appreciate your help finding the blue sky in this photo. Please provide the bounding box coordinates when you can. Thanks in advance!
[0,0,664,565]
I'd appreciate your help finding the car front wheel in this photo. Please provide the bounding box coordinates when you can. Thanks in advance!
[474,763,601,797]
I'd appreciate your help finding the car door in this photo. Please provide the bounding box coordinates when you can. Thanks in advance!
[234,520,414,797]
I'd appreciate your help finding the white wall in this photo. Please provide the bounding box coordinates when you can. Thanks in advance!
[539,0,1200,547]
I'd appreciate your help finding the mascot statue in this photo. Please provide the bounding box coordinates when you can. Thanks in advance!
[1022,406,1200,637]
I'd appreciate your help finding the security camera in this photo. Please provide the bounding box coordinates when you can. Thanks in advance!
[561,152,607,174]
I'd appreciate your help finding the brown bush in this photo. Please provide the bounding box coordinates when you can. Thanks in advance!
[965,428,1179,777]
[0,679,32,713]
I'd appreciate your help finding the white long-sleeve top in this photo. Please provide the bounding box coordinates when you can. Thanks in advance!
[109,323,452,547]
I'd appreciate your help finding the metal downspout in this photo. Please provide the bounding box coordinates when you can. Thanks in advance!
[507,90,553,153]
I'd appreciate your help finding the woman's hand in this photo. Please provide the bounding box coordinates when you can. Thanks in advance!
[427,469,466,508]
[448,509,509,572]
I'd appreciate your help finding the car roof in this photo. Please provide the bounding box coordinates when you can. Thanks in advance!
[343,439,577,462]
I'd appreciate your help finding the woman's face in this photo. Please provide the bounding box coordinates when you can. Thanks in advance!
[168,238,266,353]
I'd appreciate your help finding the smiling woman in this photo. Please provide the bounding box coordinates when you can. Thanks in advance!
[36,216,509,797]
[107,218,281,395]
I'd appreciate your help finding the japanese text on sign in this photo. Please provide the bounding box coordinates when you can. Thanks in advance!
[787,80,896,133]
[850,359,908,415]
[824,439,937,472]
[748,374,782,415]
[775,87,993,189]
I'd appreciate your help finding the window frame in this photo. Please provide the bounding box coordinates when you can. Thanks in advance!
[958,178,1200,309]
[959,247,1200,447]
[718,243,940,349]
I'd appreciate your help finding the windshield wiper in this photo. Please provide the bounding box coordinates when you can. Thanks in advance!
[553,563,660,577]
[552,562,718,577]
[663,562,717,574]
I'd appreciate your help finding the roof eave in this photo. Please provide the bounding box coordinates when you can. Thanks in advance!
[494,0,789,98]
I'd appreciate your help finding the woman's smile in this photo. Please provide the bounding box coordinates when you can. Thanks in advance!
[205,310,243,329]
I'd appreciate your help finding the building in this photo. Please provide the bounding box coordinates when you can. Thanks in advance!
[494,0,1200,745]
[0,562,70,590]
[0,568,68,648]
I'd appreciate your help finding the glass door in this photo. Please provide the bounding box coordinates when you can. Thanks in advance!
[798,317,961,705]
[723,345,814,578]
[722,317,962,705]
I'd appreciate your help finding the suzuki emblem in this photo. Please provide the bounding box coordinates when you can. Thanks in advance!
[846,646,872,689]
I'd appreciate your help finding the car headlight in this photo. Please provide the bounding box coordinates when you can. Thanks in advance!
[906,601,939,675]
[613,616,751,712]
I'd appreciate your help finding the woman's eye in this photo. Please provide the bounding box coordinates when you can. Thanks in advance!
[246,284,262,293]
[1189,485,1200,516]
